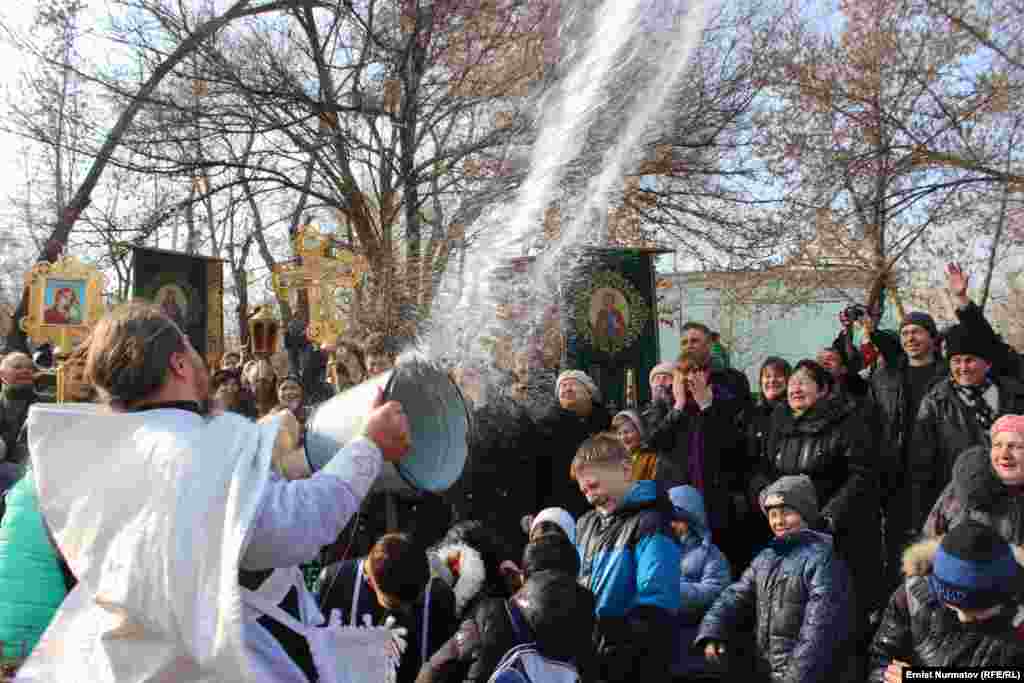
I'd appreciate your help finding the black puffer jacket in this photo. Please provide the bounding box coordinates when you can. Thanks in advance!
[695,529,855,683]
[923,444,1024,545]
[909,376,1024,532]
[446,398,538,554]
[534,403,611,519]
[868,538,1024,679]
[757,396,881,616]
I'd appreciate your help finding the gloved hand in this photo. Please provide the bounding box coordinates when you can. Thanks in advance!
[381,615,409,658]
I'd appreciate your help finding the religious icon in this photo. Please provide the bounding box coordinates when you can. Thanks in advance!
[155,284,189,329]
[42,279,86,326]
[589,287,629,347]
[21,256,105,351]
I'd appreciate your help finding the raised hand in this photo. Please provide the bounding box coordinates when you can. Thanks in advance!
[946,262,970,305]
[689,368,713,408]
[365,388,411,463]
[672,371,688,411]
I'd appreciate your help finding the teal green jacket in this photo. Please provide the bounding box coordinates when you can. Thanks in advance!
[0,472,68,654]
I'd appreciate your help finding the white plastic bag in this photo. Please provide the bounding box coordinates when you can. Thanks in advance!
[242,589,406,683]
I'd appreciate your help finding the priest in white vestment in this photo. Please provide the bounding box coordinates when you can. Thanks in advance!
[15,302,412,682]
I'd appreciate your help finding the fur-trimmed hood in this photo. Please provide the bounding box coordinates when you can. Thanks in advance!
[952,444,1010,511]
[902,536,1024,578]
[428,542,487,617]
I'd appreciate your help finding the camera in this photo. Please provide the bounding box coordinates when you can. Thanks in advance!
[844,304,866,322]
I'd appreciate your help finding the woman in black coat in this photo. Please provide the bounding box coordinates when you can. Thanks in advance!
[753,360,880,646]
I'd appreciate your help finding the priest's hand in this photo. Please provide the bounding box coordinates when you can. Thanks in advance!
[366,388,411,463]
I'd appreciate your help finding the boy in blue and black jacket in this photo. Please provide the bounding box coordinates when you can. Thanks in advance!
[571,432,681,683]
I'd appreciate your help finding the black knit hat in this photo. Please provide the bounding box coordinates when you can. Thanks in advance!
[521,533,581,578]
[944,324,994,362]
[900,312,939,339]
[929,520,1020,609]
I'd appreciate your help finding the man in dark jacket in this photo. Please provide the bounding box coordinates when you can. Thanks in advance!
[697,475,855,683]
[0,352,39,493]
[572,434,681,683]
[869,521,1024,680]
[909,327,1024,532]
[646,349,747,566]
[534,370,611,518]
[870,311,947,594]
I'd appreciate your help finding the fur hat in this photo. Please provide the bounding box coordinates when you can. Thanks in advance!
[944,324,994,362]
[900,312,939,339]
[929,520,1020,609]
[760,475,820,525]
[556,370,600,403]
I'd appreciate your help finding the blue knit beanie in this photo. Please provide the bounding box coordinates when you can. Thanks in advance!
[929,521,1020,610]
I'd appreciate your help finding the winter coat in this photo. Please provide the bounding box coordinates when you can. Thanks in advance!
[447,399,539,555]
[415,578,596,683]
[646,386,747,541]
[909,376,1024,532]
[695,529,855,683]
[870,359,947,495]
[428,522,512,621]
[712,367,752,410]
[673,531,731,679]
[0,473,69,654]
[923,444,1024,545]
[756,396,880,614]
[577,480,681,682]
[317,559,458,683]
[534,402,611,519]
[868,537,1024,679]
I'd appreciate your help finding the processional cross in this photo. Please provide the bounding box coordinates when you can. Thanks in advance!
[271,224,369,348]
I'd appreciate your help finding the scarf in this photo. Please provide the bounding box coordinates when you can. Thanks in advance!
[953,380,998,431]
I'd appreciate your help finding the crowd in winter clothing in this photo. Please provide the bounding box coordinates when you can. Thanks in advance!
[3,261,1024,681]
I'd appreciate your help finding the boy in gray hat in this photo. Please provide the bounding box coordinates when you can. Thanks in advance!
[695,475,855,682]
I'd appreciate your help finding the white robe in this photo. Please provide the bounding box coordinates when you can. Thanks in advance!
[15,404,381,682]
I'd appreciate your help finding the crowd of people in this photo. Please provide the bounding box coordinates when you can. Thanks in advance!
[0,261,1023,681]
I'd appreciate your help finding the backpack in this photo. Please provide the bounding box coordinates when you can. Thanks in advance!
[487,601,579,683]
